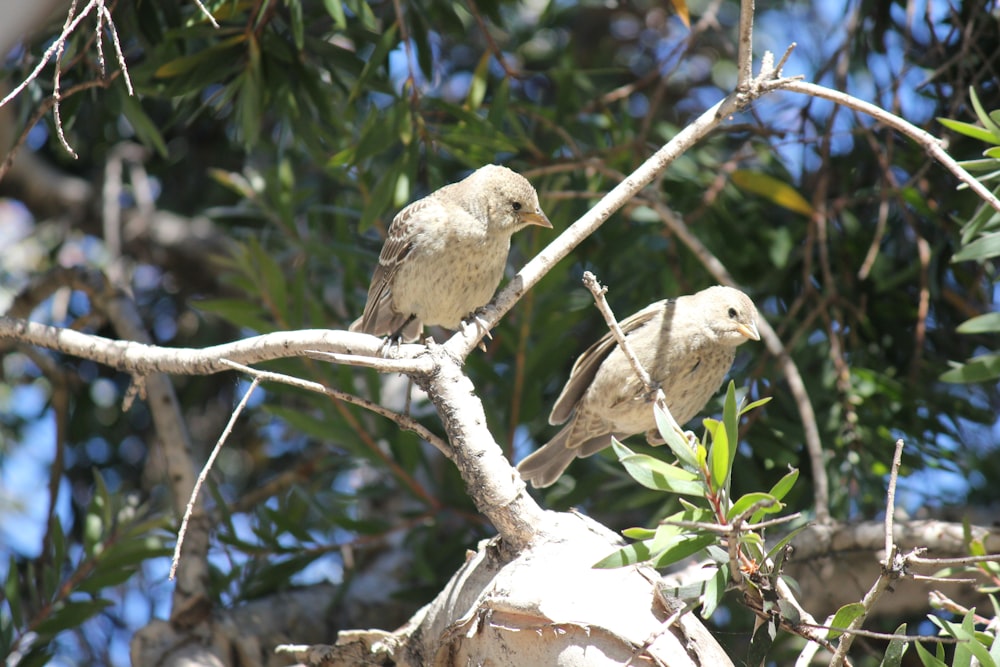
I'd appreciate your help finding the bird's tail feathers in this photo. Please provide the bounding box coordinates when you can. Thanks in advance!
[517,423,578,489]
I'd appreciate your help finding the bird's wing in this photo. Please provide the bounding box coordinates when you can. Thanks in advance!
[353,199,428,335]
[549,300,666,425]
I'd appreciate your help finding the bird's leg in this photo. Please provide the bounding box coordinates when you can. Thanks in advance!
[463,308,493,352]
[387,314,418,344]
[642,380,663,404]
[644,428,665,446]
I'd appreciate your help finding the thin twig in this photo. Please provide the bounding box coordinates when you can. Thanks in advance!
[0,0,97,109]
[625,601,696,667]
[660,511,802,534]
[884,439,905,561]
[828,440,908,666]
[218,359,451,458]
[909,553,1000,566]
[781,80,1000,217]
[801,623,960,644]
[303,349,432,374]
[191,0,220,28]
[100,4,133,95]
[581,271,656,395]
[170,376,262,580]
[736,0,755,87]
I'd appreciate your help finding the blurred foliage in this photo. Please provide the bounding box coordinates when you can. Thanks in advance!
[0,0,999,664]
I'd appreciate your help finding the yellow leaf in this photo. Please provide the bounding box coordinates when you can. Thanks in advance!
[670,0,691,28]
[731,171,815,218]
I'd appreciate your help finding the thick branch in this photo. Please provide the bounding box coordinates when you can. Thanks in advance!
[0,318,433,375]
[416,343,544,553]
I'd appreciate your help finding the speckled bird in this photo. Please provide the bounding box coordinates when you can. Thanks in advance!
[518,286,760,488]
[350,165,551,342]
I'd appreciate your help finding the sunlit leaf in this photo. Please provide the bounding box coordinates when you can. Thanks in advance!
[969,87,1000,140]
[669,0,690,28]
[957,312,1000,334]
[938,117,999,144]
[731,171,814,217]
[827,602,865,639]
[951,231,1000,262]
[593,541,652,568]
[612,439,705,496]
[708,421,729,494]
[941,354,1000,384]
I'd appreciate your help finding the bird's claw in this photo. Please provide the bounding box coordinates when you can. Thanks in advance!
[463,311,493,351]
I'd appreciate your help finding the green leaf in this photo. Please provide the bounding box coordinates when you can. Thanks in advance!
[322,0,346,28]
[878,623,909,667]
[287,0,304,51]
[5,555,22,629]
[120,94,168,158]
[350,25,398,103]
[957,312,1000,334]
[941,354,1000,384]
[33,600,114,636]
[612,440,706,496]
[969,87,1000,140]
[593,541,652,568]
[739,396,772,415]
[156,34,247,78]
[746,616,777,665]
[764,524,809,562]
[622,527,656,540]
[722,381,739,479]
[487,77,510,129]
[827,602,865,639]
[467,51,490,111]
[727,491,778,522]
[952,231,1000,262]
[659,568,719,601]
[914,640,949,667]
[938,117,1000,144]
[655,403,699,470]
[699,564,727,618]
[653,534,715,569]
[707,420,729,493]
[192,298,272,332]
[254,240,288,319]
[960,185,1000,243]
[731,171,815,217]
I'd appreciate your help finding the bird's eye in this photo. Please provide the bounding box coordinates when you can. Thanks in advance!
[512,201,523,211]
[728,307,738,318]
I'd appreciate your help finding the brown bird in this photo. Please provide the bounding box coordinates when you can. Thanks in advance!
[350,165,551,341]
[517,286,760,488]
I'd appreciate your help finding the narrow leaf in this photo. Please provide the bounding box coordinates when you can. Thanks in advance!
[969,86,1000,140]
[940,354,1000,384]
[827,602,865,639]
[731,171,815,217]
[957,312,1000,334]
[952,231,1000,263]
[708,421,729,493]
[593,541,652,568]
[656,403,699,469]
[878,623,909,667]
[938,117,999,144]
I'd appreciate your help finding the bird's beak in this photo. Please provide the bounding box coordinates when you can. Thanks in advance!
[519,209,552,228]
[737,321,761,341]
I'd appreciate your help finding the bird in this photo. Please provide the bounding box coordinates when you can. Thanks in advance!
[517,286,760,488]
[350,165,551,342]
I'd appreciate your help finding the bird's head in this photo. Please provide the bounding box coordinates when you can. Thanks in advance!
[473,165,552,233]
[698,286,761,347]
